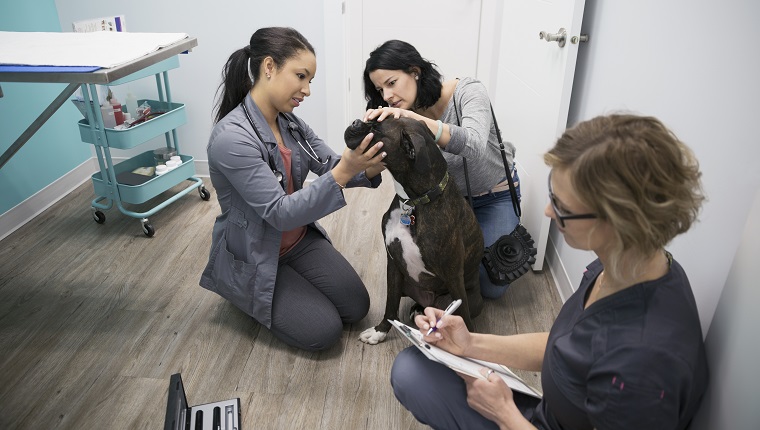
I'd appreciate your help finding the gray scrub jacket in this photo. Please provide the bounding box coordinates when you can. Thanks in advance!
[199,96,380,328]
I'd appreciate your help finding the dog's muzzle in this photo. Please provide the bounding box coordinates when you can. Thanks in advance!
[344,119,377,150]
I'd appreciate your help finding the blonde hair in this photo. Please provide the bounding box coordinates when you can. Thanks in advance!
[544,114,705,279]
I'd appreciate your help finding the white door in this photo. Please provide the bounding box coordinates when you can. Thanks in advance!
[345,0,486,120]
[345,0,587,272]
[493,0,587,271]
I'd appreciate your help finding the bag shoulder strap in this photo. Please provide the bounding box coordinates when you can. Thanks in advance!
[489,105,522,218]
[452,90,521,218]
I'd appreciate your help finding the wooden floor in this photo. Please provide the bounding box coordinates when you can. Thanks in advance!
[0,172,562,429]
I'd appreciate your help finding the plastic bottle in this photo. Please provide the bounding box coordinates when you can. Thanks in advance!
[110,96,125,126]
[165,159,180,170]
[100,104,116,128]
[155,164,169,176]
[153,147,176,165]
[125,89,139,116]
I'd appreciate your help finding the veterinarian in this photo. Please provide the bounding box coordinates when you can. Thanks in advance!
[200,27,386,351]
[362,40,520,300]
[389,114,709,429]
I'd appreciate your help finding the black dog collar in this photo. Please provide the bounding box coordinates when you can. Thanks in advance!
[404,172,450,207]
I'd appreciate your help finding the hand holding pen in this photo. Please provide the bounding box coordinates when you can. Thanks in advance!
[426,299,462,336]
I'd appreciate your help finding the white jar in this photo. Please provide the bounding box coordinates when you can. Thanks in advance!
[100,104,116,128]
[155,164,169,175]
[165,160,179,170]
[169,155,182,165]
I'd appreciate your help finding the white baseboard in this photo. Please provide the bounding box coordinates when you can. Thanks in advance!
[0,157,210,242]
[544,235,575,303]
[194,158,209,177]
[0,158,98,241]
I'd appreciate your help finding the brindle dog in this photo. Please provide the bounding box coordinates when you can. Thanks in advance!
[345,117,483,344]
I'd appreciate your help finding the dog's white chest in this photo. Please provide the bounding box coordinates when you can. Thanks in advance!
[384,207,433,282]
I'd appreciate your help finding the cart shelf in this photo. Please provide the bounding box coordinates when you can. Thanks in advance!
[77,100,186,149]
[91,150,196,205]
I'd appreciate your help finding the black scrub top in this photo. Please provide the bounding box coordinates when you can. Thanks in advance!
[530,257,708,430]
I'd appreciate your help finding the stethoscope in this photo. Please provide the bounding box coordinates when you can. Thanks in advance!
[241,101,330,186]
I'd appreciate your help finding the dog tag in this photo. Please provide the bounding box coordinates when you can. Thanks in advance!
[400,213,415,226]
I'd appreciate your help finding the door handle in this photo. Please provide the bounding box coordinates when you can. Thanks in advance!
[539,28,566,48]
[571,34,589,44]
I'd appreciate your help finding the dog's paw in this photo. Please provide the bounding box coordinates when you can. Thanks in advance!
[358,327,388,345]
[409,302,424,322]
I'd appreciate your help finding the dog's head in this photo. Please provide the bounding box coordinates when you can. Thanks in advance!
[344,117,446,190]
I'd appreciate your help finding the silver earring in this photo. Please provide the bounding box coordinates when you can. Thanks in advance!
[415,75,419,80]
[266,73,271,79]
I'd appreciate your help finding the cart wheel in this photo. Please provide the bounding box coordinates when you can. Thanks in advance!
[142,220,155,237]
[93,210,106,224]
[199,186,211,201]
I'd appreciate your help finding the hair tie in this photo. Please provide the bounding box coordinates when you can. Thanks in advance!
[247,60,255,84]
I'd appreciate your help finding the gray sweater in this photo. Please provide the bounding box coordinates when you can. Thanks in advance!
[441,77,516,196]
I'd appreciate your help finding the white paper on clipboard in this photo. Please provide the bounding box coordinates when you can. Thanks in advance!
[389,319,542,399]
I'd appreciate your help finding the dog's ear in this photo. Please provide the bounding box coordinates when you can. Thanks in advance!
[402,129,431,174]
[401,129,416,160]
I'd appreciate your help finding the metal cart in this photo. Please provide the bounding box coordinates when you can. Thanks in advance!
[77,55,210,236]
[0,36,208,237]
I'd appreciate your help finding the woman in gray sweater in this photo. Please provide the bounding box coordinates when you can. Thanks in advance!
[363,40,520,300]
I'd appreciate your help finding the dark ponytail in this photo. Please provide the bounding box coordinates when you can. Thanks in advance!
[213,27,315,123]
[213,47,251,124]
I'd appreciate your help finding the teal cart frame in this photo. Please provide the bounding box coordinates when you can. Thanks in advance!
[78,55,209,236]
[0,37,208,237]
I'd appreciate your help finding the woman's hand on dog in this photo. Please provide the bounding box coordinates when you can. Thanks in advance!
[363,106,413,122]
[363,107,448,149]
[415,307,472,356]
[334,132,386,186]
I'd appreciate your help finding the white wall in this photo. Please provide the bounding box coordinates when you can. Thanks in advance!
[689,188,760,429]
[53,0,341,170]
[553,0,760,334]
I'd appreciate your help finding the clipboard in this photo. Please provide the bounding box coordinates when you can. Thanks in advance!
[389,319,542,398]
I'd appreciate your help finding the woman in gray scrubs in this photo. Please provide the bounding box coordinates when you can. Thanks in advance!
[390,114,708,429]
[200,27,386,351]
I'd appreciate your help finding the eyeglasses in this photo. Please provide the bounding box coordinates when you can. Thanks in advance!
[547,171,597,228]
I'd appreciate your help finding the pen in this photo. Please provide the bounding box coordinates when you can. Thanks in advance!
[426,299,462,335]
[213,406,221,430]
[195,410,203,430]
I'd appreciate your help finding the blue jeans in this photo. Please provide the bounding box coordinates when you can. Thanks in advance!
[472,170,521,299]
